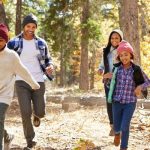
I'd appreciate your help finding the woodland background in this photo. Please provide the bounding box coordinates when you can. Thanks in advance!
[0,0,150,91]
[1,1,150,149]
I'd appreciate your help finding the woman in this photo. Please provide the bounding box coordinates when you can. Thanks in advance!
[98,29,123,136]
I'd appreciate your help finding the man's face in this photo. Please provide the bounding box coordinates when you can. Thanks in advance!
[23,23,37,39]
[0,37,6,51]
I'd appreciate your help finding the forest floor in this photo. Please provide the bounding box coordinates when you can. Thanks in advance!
[5,85,150,150]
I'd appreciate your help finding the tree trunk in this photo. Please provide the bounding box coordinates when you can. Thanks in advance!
[79,0,89,91]
[60,47,66,87]
[15,0,22,35]
[0,1,7,25]
[89,47,96,89]
[118,0,140,64]
[138,2,148,39]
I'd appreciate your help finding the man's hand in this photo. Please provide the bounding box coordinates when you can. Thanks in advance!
[45,64,54,75]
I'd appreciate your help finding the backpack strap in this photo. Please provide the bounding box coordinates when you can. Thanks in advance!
[107,67,118,103]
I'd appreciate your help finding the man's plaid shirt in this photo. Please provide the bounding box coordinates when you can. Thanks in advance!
[7,33,53,70]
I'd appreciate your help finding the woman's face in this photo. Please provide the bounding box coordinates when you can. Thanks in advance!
[110,33,121,47]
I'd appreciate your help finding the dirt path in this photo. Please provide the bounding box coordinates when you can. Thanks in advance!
[5,98,150,150]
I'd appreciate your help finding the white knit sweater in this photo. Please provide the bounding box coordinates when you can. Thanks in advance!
[0,47,40,105]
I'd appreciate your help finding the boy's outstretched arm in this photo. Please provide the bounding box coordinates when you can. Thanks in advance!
[13,52,40,90]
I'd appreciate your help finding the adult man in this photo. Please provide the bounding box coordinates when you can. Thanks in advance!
[0,23,40,150]
[7,14,54,149]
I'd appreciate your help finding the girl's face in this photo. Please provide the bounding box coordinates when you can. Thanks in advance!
[118,50,132,67]
[110,33,121,47]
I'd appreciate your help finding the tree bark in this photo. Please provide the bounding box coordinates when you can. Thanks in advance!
[0,1,7,25]
[15,0,22,35]
[60,47,66,87]
[89,47,96,89]
[79,0,89,91]
[118,0,140,64]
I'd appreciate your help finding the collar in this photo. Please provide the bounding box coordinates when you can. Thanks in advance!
[110,46,116,52]
[19,32,38,40]
[119,62,133,70]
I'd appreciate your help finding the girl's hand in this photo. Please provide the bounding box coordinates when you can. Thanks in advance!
[134,85,142,97]
[103,72,113,79]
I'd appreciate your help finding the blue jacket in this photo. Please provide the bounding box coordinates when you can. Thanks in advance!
[7,33,54,80]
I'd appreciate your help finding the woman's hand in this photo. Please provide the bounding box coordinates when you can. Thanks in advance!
[103,72,113,79]
[98,69,103,75]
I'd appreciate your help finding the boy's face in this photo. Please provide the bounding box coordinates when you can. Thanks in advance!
[0,37,6,51]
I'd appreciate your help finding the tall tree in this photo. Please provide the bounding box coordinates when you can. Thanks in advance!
[0,0,7,25]
[118,0,140,64]
[15,0,22,35]
[44,0,81,86]
[79,0,90,90]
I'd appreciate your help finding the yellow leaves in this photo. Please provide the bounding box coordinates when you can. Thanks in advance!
[140,38,150,76]
[0,0,6,4]
[74,139,95,150]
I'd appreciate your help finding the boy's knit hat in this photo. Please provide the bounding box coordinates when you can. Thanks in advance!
[22,14,38,28]
[117,40,134,54]
[0,23,9,42]
[111,29,123,40]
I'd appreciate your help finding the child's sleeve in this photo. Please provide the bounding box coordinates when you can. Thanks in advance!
[141,71,150,90]
[13,53,40,89]
[98,56,104,71]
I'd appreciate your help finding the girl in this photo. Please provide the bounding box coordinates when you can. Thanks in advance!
[98,29,123,136]
[112,40,150,150]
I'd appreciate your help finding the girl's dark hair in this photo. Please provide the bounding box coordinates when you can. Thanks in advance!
[104,31,122,55]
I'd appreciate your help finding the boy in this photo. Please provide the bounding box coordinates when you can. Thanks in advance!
[0,23,40,150]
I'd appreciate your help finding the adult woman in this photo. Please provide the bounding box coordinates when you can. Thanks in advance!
[98,29,123,136]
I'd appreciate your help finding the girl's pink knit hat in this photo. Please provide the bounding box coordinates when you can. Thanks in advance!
[117,40,134,54]
[0,23,9,42]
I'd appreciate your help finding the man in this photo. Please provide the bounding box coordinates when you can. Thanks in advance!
[7,14,54,149]
[0,23,40,150]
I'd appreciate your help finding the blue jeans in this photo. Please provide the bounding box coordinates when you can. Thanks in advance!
[0,103,9,150]
[112,102,136,149]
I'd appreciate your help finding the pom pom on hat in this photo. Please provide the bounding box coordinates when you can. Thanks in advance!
[0,23,9,42]
[117,40,134,54]
[22,14,37,28]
